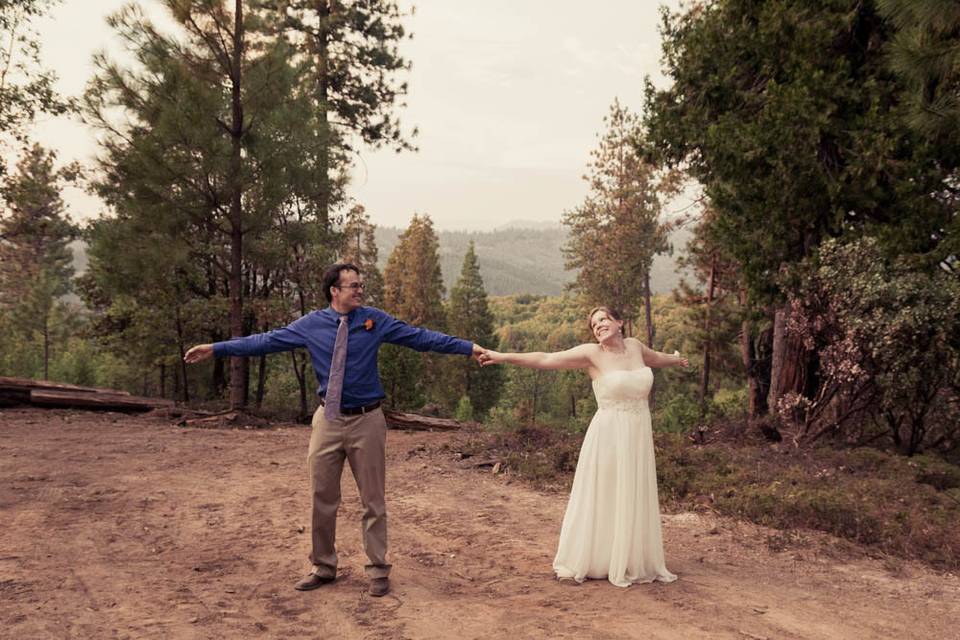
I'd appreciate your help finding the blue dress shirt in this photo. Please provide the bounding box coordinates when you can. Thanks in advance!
[212,306,473,408]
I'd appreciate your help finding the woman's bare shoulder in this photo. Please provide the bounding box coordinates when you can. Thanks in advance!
[575,342,601,353]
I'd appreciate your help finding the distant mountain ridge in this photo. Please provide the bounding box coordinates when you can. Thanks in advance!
[69,225,691,298]
[374,223,691,297]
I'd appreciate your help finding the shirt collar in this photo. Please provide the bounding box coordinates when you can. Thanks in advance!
[323,306,363,322]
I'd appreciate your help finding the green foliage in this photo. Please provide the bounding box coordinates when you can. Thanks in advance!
[878,1,960,146]
[380,214,447,409]
[656,393,701,434]
[338,204,384,307]
[486,294,594,430]
[454,395,474,423]
[877,0,960,263]
[673,204,747,407]
[655,436,960,568]
[445,242,502,416]
[79,1,341,404]
[0,0,70,172]
[267,0,414,153]
[378,343,424,410]
[0,143,79,378]
[786,237,960,454]
[644,0,956,304]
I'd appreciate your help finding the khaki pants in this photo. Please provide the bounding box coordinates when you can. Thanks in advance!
[306,406,390,580]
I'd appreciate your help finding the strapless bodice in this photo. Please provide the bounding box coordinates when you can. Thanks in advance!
[591,368,653,411]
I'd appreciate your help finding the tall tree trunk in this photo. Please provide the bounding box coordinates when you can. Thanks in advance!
[531,373,539,426]
[255,354,267,409]
[173,361,181,401]
[175,306,190,402]
[160,362,166,398]
[213,356,225,399]
[699,258,716,411]
[314,0,332,228]
[290,350,309,423]
[42,313,49,380]
[767,301,808,414]
[740,318,759,417]
[643,270,654,347]
[227,0,246,410]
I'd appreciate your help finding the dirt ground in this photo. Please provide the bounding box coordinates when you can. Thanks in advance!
[1,408,958,640]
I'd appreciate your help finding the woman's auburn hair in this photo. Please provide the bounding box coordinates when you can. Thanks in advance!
[588,306,626,337]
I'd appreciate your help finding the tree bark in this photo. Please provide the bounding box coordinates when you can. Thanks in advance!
[43,313,49,380]
[739,291,771,418]
[227,0,246,410]
[643,270,654,347]
[255,354,267,409]
[175,306,190,402]
[290,350,309,423]
[767,301,808,414]
[699,258,716,411]
[314,0,332,228]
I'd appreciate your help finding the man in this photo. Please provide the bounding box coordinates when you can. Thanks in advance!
[184,263,485,597]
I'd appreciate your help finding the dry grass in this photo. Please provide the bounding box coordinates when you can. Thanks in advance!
[458,422,960,570]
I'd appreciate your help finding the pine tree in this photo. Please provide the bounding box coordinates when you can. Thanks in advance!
[446,241,501,416]
[83,1,337,406]
[264,0,414,226]
[0,143,77,378]
[563,100,677,345]
[338,204,384,307]
[673,204,747,414]
[380,213,446,409]
[0,0,69,173]
[878,0,960,264]
[383,214,446,327]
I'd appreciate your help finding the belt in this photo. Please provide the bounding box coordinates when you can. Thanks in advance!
[319,399,381,415]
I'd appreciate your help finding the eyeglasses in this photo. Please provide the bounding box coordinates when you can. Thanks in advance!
[335,282,365,291]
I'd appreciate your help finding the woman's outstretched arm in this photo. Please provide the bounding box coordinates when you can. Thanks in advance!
[637,340,689,368]
[480,343,594,371]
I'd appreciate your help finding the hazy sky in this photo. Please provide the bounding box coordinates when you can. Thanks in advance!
[30,0,683,231]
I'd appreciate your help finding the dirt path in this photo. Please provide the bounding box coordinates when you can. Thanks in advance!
[1,408,958,640]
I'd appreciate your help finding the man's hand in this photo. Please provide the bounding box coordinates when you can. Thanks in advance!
[471,343,489,364]
[184,344,214,363]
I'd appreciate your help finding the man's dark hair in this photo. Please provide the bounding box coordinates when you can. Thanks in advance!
[321,263,362,303]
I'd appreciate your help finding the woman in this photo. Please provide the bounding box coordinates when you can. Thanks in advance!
[479,306,687,587]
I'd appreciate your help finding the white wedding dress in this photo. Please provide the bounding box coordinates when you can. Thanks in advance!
[553,367,677,587]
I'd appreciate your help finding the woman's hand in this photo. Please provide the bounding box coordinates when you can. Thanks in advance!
[478,349,504,366]
[673,351,689,368]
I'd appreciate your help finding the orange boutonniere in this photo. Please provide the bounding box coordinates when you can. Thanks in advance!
[363,318,375,331]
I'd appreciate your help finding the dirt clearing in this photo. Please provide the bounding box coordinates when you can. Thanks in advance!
[1,408,957,639]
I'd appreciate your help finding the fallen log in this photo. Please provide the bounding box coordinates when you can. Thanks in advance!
[383,410,468,431]
[29,389,174,412]
[0,376,131,396]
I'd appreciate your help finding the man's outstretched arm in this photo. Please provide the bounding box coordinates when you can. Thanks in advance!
[184,318,310,364]
[376,309,474,356]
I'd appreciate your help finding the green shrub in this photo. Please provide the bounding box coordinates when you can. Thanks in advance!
[454,395,475,422]
[656,393,701,433]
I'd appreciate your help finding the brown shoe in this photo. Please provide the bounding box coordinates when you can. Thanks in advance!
[368,577,390,597]
[294,573,335,591]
